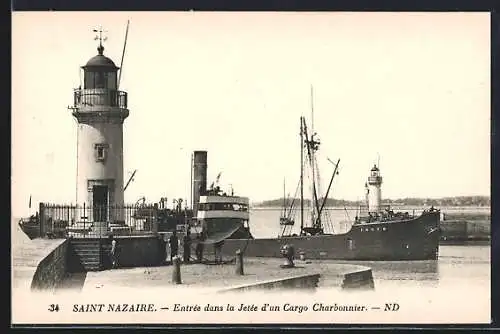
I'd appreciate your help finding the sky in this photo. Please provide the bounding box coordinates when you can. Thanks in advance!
[12,12,490,217]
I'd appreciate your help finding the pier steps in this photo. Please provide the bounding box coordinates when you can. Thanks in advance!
[68,239,102,272]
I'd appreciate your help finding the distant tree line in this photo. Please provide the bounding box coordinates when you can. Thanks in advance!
[254,196,490,208]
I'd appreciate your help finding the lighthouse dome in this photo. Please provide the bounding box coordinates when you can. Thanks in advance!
[83,45,119,70]
[371,165,379,172]
[85,55,118,68]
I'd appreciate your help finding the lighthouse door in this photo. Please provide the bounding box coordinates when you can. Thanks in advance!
[93,185,109,222]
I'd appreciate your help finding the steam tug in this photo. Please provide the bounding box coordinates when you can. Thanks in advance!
[189,151,252,243]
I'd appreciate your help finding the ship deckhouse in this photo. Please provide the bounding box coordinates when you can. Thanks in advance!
[197,195,250,220]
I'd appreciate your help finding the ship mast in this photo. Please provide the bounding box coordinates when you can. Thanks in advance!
[117,20,130,90]
[282,178,286,218]
[302,117,321,228]
[310,85,318,227]
[300,116,304,234]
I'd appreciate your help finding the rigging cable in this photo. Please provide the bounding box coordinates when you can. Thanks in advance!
[287,178,301,220]
[343,203,351,222]
[286,178,302,236]
[181,226,251,264]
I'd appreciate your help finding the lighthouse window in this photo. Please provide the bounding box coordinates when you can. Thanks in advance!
[94,143,109,162]
[84,71,116,89]
[107,72,117,90]
[84,72,93,89]
[95,72,105,88]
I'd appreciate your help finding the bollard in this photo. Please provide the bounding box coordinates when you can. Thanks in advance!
[172,256,182,284]
[235,249,244,275]
[280,244,295,268]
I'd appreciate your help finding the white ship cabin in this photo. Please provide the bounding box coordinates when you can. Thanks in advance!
[196,195,250,220]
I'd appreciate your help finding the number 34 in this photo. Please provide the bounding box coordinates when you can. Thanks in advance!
[48,304,60,312]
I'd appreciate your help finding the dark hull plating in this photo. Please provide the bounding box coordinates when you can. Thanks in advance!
[18,221,40,240]
[222,210,440,261]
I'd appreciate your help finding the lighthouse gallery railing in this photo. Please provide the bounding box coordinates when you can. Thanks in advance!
[73,89,128,109]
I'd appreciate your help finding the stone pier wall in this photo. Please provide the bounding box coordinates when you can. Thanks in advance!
[30,240,69,291]
[341,268,375,290]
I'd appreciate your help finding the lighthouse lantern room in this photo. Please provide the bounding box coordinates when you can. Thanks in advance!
[69,27,129,225]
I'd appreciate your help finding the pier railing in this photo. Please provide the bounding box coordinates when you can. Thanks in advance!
[39,203,158,239]
[357,205,391,217]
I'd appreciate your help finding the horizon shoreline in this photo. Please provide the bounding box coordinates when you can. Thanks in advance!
[250,204,491,209]
[250,195,490,207]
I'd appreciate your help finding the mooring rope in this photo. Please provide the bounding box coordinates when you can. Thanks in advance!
[198,233,251,264]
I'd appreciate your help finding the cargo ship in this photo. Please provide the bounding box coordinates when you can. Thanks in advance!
[203,115,441,261]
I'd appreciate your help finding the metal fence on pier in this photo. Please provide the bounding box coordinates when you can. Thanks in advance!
[39,203,158,239]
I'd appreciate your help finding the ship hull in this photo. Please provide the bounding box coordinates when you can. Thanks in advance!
[18,221,40,240]
[220,210,440,261]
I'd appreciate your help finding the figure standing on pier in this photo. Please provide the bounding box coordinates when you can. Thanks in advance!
[183,229,192,263]
[169,230,179,262]
[195,233,205,263]
[109,236,119,268]
[214,240,224,264]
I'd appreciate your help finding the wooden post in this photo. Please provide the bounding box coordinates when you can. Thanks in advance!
[172,256,182,284]
[152,205,159,233]
[235,249,244,275]
[39,202,44,237]
[152,218,159,233]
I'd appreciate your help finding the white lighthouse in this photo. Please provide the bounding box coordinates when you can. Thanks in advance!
[367,164,383,213]
[69,28,129,226]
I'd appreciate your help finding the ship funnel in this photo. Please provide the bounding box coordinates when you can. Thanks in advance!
[191,151,208,216]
